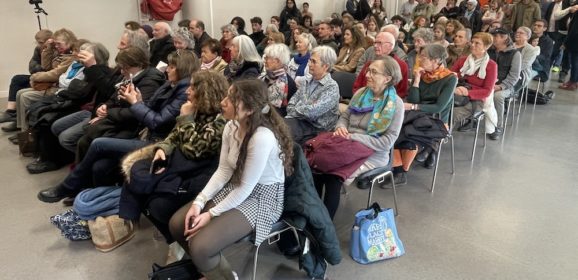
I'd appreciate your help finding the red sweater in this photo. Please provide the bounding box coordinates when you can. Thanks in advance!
[451,56,498,101]
[352,54,409,98]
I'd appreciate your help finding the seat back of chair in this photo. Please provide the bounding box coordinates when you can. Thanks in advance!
[331,71,356,99]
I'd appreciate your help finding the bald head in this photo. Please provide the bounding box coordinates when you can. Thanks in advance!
[374,32,396,57]
[153,22,172,39]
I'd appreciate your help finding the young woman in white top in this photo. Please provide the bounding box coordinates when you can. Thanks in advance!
[169,79,294,279]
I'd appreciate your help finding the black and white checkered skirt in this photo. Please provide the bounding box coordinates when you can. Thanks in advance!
[212,182,284,246]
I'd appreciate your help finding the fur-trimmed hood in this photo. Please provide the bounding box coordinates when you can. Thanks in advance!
[121,144,156,183]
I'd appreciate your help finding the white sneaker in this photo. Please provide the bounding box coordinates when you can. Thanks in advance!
[232,271,239,280]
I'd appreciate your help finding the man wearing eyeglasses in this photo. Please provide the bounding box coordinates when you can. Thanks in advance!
[353,32,408,98]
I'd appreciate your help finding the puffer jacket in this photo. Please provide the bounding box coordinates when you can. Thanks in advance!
[284,144,342,279]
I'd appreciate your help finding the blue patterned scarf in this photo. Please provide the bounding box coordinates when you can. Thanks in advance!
[66,61,84,79]
[348,86,397,136]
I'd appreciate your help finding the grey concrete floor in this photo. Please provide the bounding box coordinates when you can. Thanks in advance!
[0,79,577,280]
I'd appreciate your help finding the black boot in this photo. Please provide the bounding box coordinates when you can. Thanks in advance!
[415,147,431,163]
[424,152,437,169]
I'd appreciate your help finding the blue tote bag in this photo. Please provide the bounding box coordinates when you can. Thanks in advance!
[350,202,405,264]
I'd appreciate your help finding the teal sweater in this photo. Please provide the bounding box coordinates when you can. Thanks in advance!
[407,74,457,123]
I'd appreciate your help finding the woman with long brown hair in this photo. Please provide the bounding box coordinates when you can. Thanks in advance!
[169,79,294,279]
[333,26,366,73]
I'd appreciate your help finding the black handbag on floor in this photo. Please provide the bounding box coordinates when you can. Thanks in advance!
[149,259,202,280]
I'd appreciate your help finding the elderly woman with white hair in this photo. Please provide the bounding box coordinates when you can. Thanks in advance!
[220,24,238,63]
[285,45,340,145]
[224,35,262,82]
[259,44,297,116]
[287,33,316,87]
[172,27,195,52]
[313,56,405,219]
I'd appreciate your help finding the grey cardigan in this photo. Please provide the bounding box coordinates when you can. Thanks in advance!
[335,87,405,167]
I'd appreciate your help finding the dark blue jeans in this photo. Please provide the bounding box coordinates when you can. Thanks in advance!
[9,75,30,102]
[61,137,149,191]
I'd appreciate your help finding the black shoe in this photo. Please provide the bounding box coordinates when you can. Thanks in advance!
[0,111,16,123]
[415,148,430,164]
[559,72,567,83]
[488,128,503,141]
[458,120,475,132]
[38,185,77,203]
[424,152,437,169]
[2,121,18,132]
[8,134,19,145]
[26,160,60,174]
[393,172,407,186]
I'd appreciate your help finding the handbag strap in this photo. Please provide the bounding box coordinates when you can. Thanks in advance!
[368,202,381,219]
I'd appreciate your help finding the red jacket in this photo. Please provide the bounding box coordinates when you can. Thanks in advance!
[451,56,498,101]
[352,54,409,98]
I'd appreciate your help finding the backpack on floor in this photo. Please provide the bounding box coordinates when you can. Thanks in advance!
[526,90,554,105]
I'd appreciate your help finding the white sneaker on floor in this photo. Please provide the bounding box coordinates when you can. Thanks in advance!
[232,271,239,280]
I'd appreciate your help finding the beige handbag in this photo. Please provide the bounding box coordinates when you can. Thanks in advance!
[87,215,135,252]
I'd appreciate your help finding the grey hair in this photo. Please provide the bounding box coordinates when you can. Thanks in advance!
[232,35,262,65]
[377,56,402,86]
[311,46,337,69]
[412,28,435,43]
[173,27,195,49]
[221,24,239,37]
[265,24,279,35]
[82,42,110,66]
[381,24,400,39]
[298,33,317,51]
[156,22,173,36]
[518,26,531,39]
[123,30,150,58]
[463,28,473,41]
[264,43,291,65]
[421,44,448,63]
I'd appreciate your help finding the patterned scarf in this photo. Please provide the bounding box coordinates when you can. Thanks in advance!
[293,52,310,77]
[348,86,397,136]
[422,65,455,83]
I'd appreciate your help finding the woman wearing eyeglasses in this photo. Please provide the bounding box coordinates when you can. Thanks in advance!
[312,56,404,219]
[393,45,458,183]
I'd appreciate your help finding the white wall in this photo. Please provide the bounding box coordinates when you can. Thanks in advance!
[0,0,408,96]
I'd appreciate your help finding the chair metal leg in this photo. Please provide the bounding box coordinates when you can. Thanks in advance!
[367,172,398,216]
[472,117,481,162]
[431,139,444,193]
[503,98,511,138]
[450,135,455,174]
[252,243,262,280]
[482,115,487,148]
[389,172,398,216]
[534,78,541,109]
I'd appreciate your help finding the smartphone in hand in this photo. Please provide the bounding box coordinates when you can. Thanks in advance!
[150,159,167,174]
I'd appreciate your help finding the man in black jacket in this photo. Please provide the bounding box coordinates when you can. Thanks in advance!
[249,17,266,47]
[189,20,212,58]
[149,22,177,67]
[488,28,522,140]
[531,19,554,81]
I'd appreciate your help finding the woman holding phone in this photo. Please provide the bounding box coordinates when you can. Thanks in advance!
[169,79,294,279]
[37,50,199,203]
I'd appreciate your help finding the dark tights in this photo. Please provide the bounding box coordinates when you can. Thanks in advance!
[169,204,251,278]
[313,173,343,220]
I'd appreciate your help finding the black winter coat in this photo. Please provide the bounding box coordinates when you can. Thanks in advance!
[150,35,177,66]
[283,144,342,279]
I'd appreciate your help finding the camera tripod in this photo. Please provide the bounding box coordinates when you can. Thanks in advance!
[31,2,48,31]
